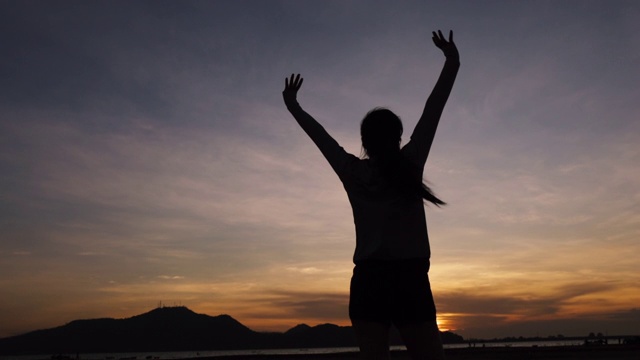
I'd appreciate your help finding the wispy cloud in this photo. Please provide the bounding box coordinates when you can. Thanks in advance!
[157,275,185,280]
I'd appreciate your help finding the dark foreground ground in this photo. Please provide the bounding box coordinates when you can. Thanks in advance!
[183,345,640,360]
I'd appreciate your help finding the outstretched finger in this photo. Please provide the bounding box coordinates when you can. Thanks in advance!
[449,30,454,43]
[438,30,444,42]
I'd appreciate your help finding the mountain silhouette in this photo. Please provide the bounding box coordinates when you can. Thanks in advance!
[0,306,464,355]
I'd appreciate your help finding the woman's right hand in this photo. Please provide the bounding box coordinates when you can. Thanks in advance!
[283,73,304,105]
[432,30,459,61]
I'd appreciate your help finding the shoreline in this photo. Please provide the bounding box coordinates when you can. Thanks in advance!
[179,344,640,360]
[9,344,639,360]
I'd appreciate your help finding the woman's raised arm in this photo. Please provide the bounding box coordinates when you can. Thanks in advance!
[406,30,460,166]
[282,74,354,177]
[282,73,331,147]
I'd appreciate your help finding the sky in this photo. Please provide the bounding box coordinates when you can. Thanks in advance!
[1,0,639,340]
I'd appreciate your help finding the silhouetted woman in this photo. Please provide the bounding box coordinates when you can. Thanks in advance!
[283,30,459,360]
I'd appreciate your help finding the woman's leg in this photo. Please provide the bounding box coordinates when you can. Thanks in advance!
[351,319,391,360]
[350,261,392,359]
[396,320,444,360]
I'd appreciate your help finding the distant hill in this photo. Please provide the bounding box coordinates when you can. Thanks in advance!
[0,306,464,355]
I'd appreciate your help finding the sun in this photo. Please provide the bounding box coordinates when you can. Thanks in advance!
[436,316,450,331]
[436,313,458,332]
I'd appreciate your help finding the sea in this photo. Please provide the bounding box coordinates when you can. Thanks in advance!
[0,339,593,360]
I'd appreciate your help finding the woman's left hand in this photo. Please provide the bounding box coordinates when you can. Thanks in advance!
[283,73,304,104]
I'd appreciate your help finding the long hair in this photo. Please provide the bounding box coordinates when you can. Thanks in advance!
[360,108,445,206]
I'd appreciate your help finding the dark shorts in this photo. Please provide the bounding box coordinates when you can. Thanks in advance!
[349,258,436,327]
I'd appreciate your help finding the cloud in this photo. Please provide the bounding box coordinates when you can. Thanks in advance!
[157,275,185,280]
[435,282,640,338]
[286,267,323,275]
[11,251,31,256]
[225,289,350,331]
[437,280,618,315]
[246,290,349,320]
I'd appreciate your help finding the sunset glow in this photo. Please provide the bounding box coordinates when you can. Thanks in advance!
[1,1,639,340]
